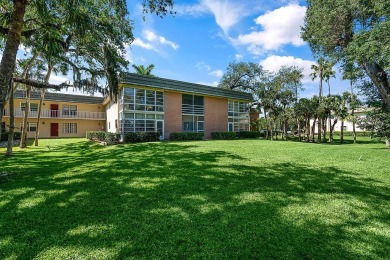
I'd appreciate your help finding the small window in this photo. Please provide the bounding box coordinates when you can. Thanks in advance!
[342,126,348,131]
[21,103,38,112]
[63,105,77,116]
[115,119,117,129]
[63,123,77,134]
[20,122,37,132]
[109,122,111,129]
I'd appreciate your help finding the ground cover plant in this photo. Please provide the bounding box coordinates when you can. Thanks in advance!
[0,138,389,258]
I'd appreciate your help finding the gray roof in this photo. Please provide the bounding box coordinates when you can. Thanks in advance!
[120,73,253,101]
[14,90,104,104]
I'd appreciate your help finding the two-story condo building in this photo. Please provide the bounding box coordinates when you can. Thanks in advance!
[2,90,105,138]
[2,74,253,140]
[105,73,253,139]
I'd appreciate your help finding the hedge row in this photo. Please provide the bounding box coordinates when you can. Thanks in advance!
[211,132,236,140]
[124,132,160,143]
[1,131,21,141]
[332,131,373,137]
[237,131,262,139]
[169,132,204,141]
[86,131,120,145]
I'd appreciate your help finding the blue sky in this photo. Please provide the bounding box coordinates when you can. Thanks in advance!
[3,0,351,98]
[124,0,352,99]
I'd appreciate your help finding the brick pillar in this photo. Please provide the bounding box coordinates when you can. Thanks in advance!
[204,96,228,139]
[164,91,182,139]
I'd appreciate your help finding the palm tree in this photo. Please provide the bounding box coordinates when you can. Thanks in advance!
[132,64,155,76]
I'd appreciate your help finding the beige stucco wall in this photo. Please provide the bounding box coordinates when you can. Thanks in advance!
[204,96,228,139]
[106,100,119,133]
[164,91,182,139]
[3,98,106,138]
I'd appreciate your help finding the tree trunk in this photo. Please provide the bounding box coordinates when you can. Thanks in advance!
[329,118,338,143]
[34,64,52,146]
[361,61,390,111]
[340,120,344,144]
[386,138,390,149]
[264,109,269,140]
[322,117,327,142]
[20,86,31,148]
[311,117,317,142]
[350,80,356,144]
[306,117,310,142]
[5,83,15,156]
[0,0,28,142]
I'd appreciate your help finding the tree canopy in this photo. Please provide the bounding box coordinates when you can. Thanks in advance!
[301,0,390,110]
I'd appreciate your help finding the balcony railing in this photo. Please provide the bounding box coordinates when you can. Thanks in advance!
[3,108,106,120]
[182,104,204,115]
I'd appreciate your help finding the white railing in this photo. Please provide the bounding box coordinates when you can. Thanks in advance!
[182,104,204,115]
[3,108,106,120]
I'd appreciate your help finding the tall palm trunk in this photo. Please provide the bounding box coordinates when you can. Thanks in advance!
[350,80,356,144]
[318,78,322,143]
[20,86,31,148]
[340,120,345,144]
[34,65,53,146]
[6,83,15,156]
[329,118,338,143]
[19,54,38,148]
[0,0,28,143]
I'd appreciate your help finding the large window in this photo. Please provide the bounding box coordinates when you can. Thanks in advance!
[123,87,164,112]
[182,94,204,115]
[228,100,249,132]
[182,94,204,132]
[63,123,77,134]
[120,87,165,135]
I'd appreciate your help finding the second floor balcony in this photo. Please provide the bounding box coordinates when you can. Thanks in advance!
[3,108,106,120]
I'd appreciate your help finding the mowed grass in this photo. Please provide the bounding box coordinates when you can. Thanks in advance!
[0,138,389,259]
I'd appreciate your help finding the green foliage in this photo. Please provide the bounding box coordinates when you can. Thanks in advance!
[211,132,236,140]
[132,64,155,76]
[104,132,121,145]
[169,132,204,141]
[86,131,106,141]
[1,131,21,142]
[124,132,160,143]
[237,131,261,139]
[302,0,390,109]
[332,131,373,137]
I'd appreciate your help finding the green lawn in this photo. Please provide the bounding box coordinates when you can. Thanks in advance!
[0,138,389,259]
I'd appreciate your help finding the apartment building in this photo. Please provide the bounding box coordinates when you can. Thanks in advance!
[2,74,253,140]
[2,90,105,138]
[105,73,253,139]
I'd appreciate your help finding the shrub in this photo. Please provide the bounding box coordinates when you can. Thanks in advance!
[86,131,106,141]
[104,132,121,145]
[169,132,204,141]
[124,132,160,143]
[211,132,236,140]
[237,131,261,139]
[332,131,373,137]
[1,131,21,141]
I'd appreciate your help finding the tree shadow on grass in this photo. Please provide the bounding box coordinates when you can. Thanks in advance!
[0,141,389,258]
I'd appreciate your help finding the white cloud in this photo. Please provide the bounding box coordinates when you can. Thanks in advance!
[132,30,179,53]
[259,55,315,83]
[132,38,154,50]
[174,3,209,16]
[235,3,306,53]
[210,69,224,78]
[49,75,70,85]
[143,30,179,50]
[202,0,245,34]
[195,61,212,71]
[235,54,243,61]
[196,81,219,87]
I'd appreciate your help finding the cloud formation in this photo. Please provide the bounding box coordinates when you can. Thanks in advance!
[259,55,315,83]
[132,30,179,51]
[235,3,306,54]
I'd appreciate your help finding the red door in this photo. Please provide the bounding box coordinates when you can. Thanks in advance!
[51,104,59,117]
[50,123,58,137]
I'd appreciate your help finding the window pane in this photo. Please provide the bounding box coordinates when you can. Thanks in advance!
[182,94,193,105]
[146,114,155,119]
[135,89,145,104]
[194,95,204,106]
[156,114,164,120]
[124,88,135,103]
[135,113,145,119]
